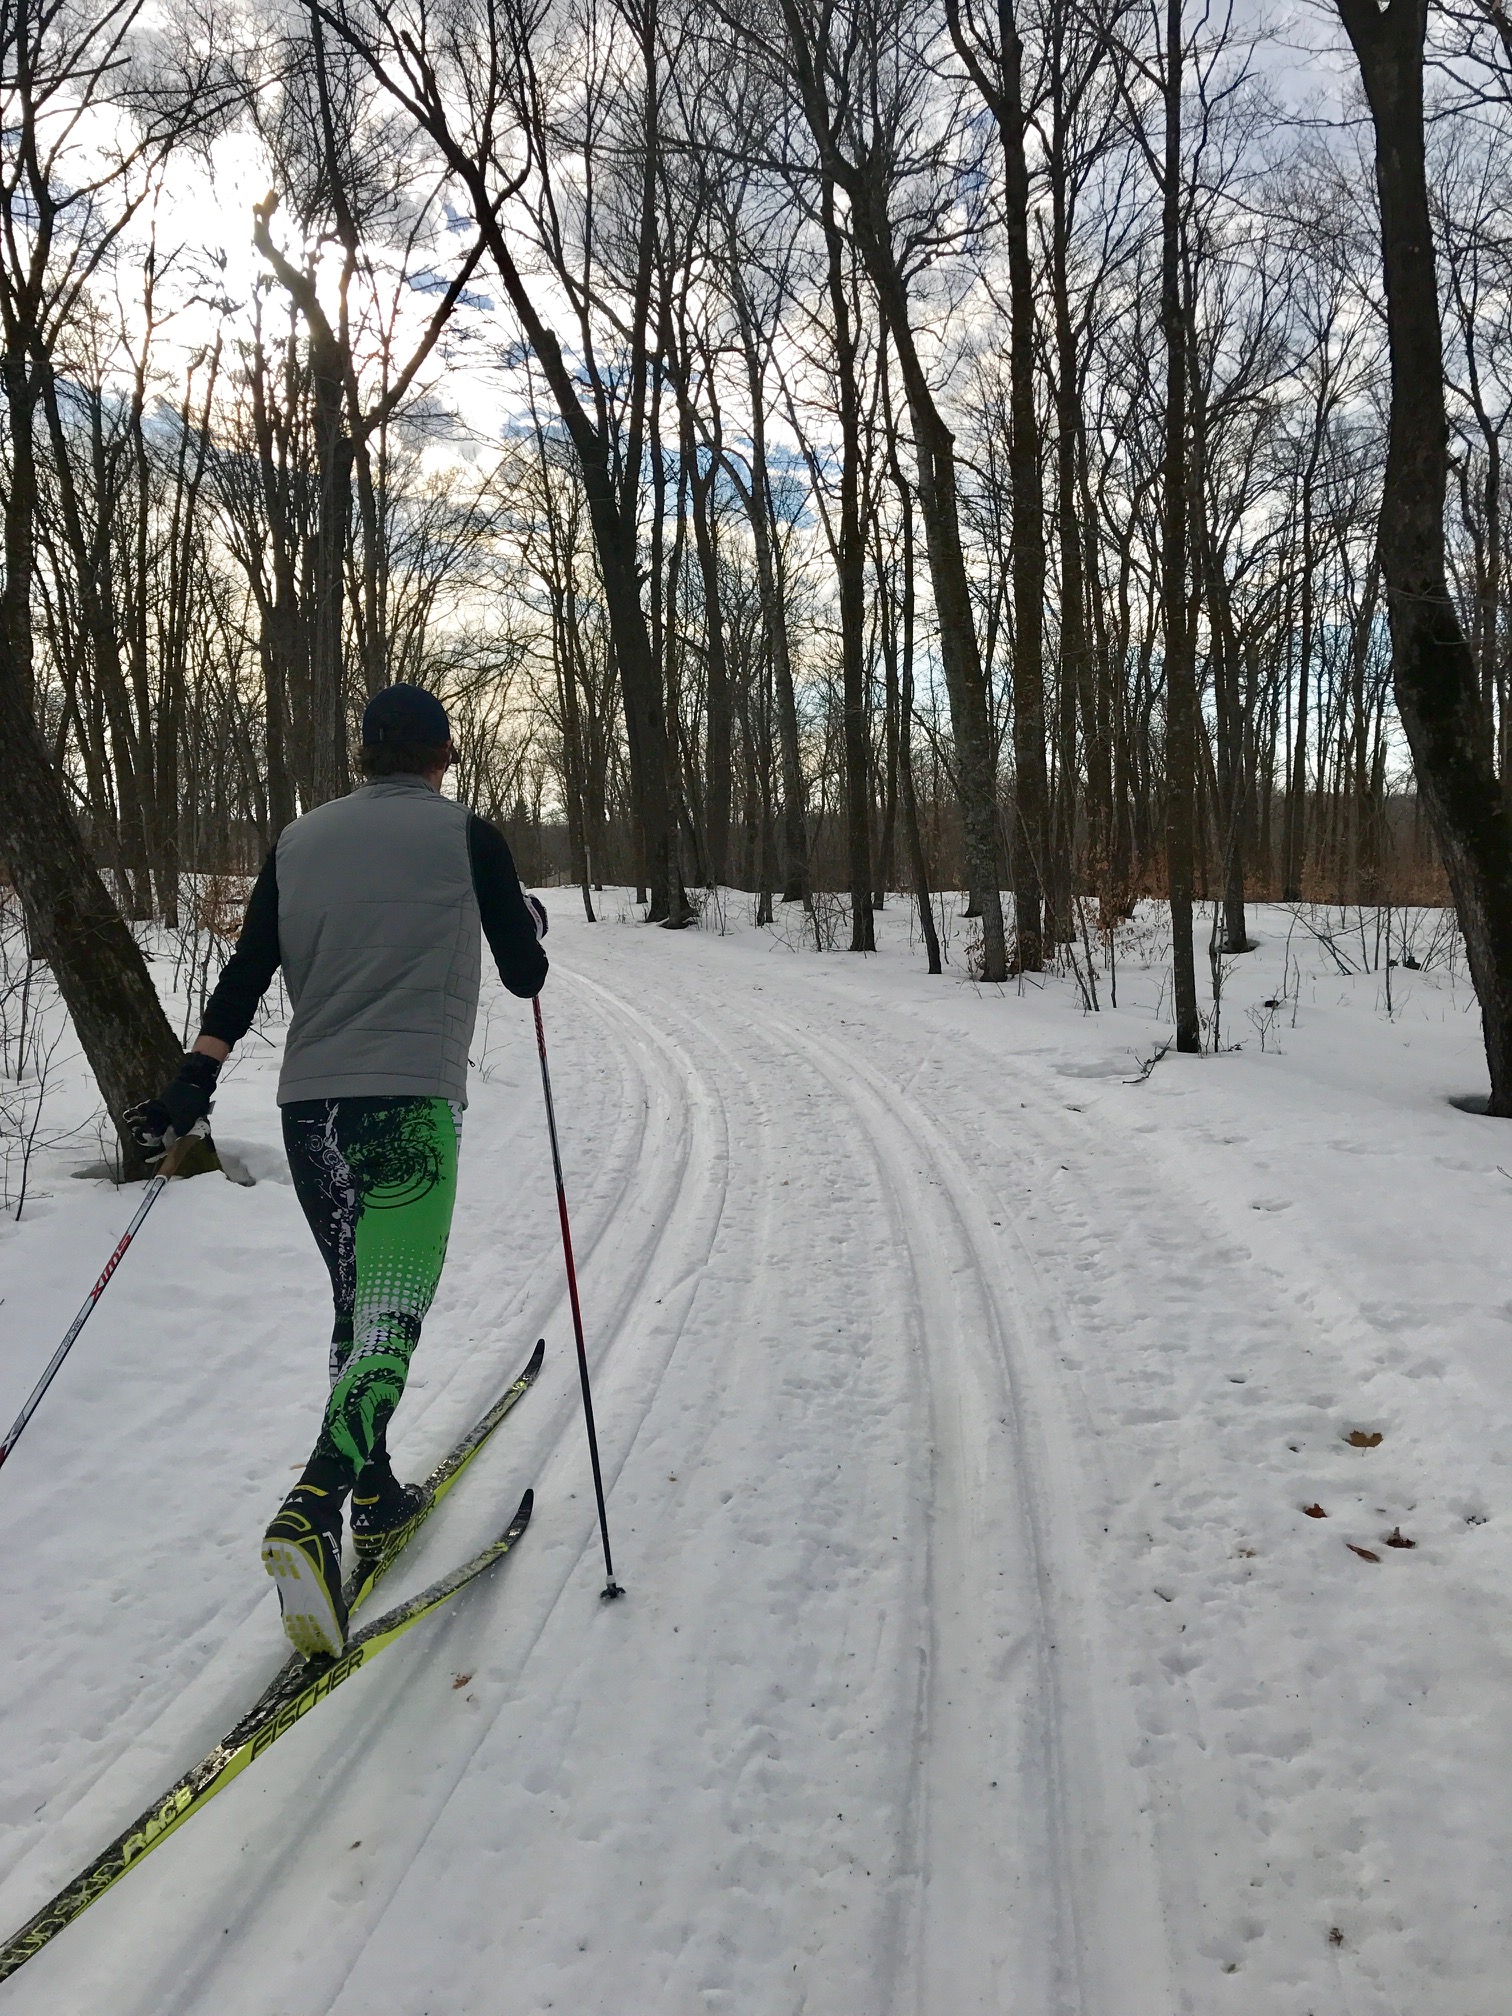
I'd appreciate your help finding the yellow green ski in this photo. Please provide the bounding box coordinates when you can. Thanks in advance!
[0,1339,544,1986]
[0,1492,532,1985]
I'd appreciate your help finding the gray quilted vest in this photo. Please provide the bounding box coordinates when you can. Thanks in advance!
[274,776,482,1106]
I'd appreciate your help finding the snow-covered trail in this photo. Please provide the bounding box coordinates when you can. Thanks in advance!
[2,899,1509,2014]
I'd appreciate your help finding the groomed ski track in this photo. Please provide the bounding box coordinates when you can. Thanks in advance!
[2,901,1508,2013]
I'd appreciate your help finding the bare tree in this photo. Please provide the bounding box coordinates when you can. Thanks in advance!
[765,0,1011,978]
[320,0,690,920]
[0,0,223,1173]
[1336,0,1512,1111]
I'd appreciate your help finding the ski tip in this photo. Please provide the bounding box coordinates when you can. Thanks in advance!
[515,1487,535,1524]
[526,1337,545,1375]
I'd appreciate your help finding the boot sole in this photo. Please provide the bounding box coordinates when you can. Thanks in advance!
[262,1537,346,1660]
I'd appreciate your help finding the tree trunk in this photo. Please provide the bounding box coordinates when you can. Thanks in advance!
[877,572,900,906]
[1284,456,1317,899]
[999,8,1050,968]
[1336,0,1512,1112]
[1051,28,1111,930]
[307,348,352,806]
[687,437,733,887]
[1161,0,1201,1052]
[821,175,875,953]
[1189,350,1250,954]
[894,466,941,973]
[730,274,808,902]
[883,316,1006,978]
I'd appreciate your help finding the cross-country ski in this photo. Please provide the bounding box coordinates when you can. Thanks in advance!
[0,1326,544,1987]
[0,1493,534,1987]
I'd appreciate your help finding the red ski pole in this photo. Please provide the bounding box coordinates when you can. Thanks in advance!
[533,997,622,1599]
[0,1126,205,1477]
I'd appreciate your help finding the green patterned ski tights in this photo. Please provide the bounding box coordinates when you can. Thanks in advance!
[283,1095,460,1496]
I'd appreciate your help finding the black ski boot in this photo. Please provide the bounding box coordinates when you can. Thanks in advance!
[351,1462,433,1564]
[262,1484,348,1660]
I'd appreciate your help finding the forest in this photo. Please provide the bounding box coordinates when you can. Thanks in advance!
[3,0,1512,1158]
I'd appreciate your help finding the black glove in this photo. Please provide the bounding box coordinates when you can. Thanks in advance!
[524,894,549,941]
[125,1052,221,1164]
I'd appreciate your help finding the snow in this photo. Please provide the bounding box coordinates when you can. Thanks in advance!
[0,892,1508,2014]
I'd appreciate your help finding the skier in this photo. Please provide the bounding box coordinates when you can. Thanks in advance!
[127,685,548,1660]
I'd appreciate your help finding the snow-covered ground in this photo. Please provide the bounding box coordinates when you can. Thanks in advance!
[0,892,1508,2015]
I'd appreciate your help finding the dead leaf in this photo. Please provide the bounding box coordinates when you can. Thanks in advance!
[452,1672,473,1690]
[1344,1430,1383,1448]
[1346,1543,1381,1563]
[1384,1528,1416,1549]
[1328,1927,1344,1947]
[1303,1503,1327,1518]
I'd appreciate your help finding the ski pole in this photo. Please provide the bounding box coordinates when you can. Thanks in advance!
[0,1125,206,1477]
[532,996,622,1599]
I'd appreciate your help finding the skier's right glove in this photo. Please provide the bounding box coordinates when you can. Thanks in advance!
[124,1051,221,1164]
[524,894,549,941]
